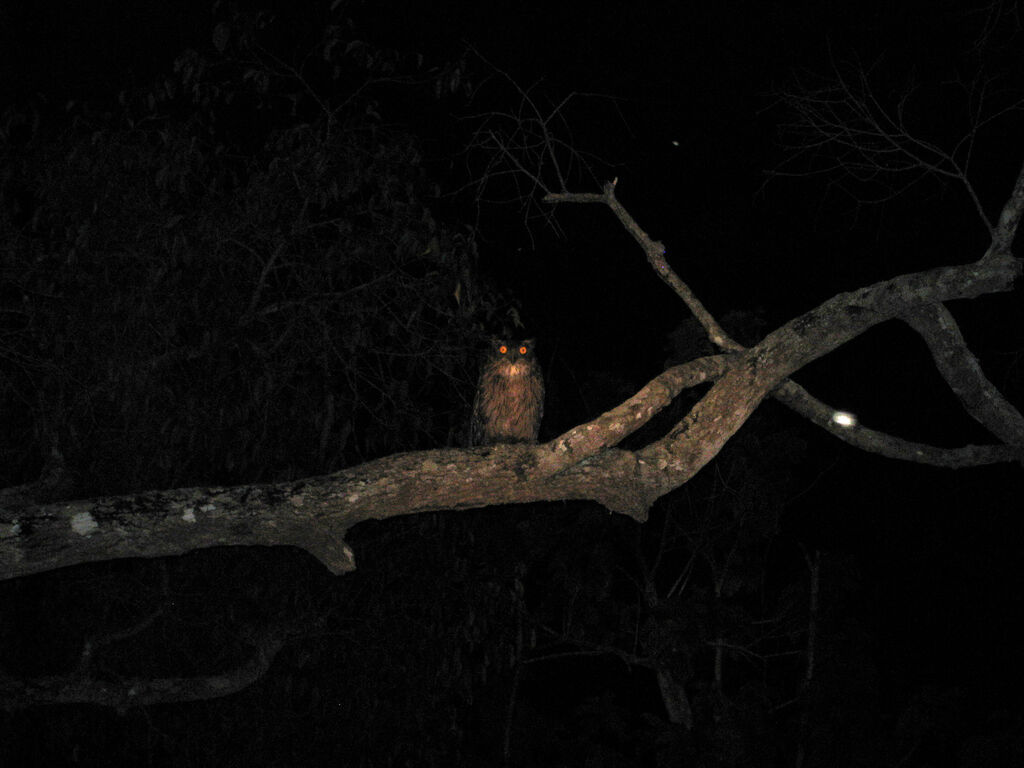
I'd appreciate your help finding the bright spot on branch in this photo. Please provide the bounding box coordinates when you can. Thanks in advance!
[831,411,857,428]
[71,511,99,536]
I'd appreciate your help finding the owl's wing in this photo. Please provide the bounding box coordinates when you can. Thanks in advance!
[534,369,545,440]
[469,384,485,447]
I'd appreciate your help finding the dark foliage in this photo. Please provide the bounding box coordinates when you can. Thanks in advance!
[0,5,480,495]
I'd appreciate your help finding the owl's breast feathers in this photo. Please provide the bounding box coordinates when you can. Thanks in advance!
[471,353,544,445]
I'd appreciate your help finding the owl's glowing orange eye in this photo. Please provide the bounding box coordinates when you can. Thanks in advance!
[519,346,528,355]
[498,345,508,354]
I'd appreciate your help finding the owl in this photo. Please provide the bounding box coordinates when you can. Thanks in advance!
[470,338,545,446]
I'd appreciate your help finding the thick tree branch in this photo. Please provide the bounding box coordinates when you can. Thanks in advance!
[0,355,733,580]
[987,159,1024,258]
[631,253,1020,498]
[902,302,1024,450]
[536,354,730,474]
[3,248,1019,580]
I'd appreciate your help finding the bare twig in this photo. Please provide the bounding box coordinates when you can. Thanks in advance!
[459,61,619,232]
[773,57,1024,232]
[546,182,744,351]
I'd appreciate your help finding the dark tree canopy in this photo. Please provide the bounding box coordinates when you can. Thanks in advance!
[0,7,485,497]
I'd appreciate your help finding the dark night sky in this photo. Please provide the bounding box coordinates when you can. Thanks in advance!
[3,0,1024,763]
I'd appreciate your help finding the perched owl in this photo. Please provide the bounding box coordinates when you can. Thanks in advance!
[470,338,545,446]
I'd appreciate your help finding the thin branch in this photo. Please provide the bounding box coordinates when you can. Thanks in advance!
[773,379,1021,466]
[546,182,744,351]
